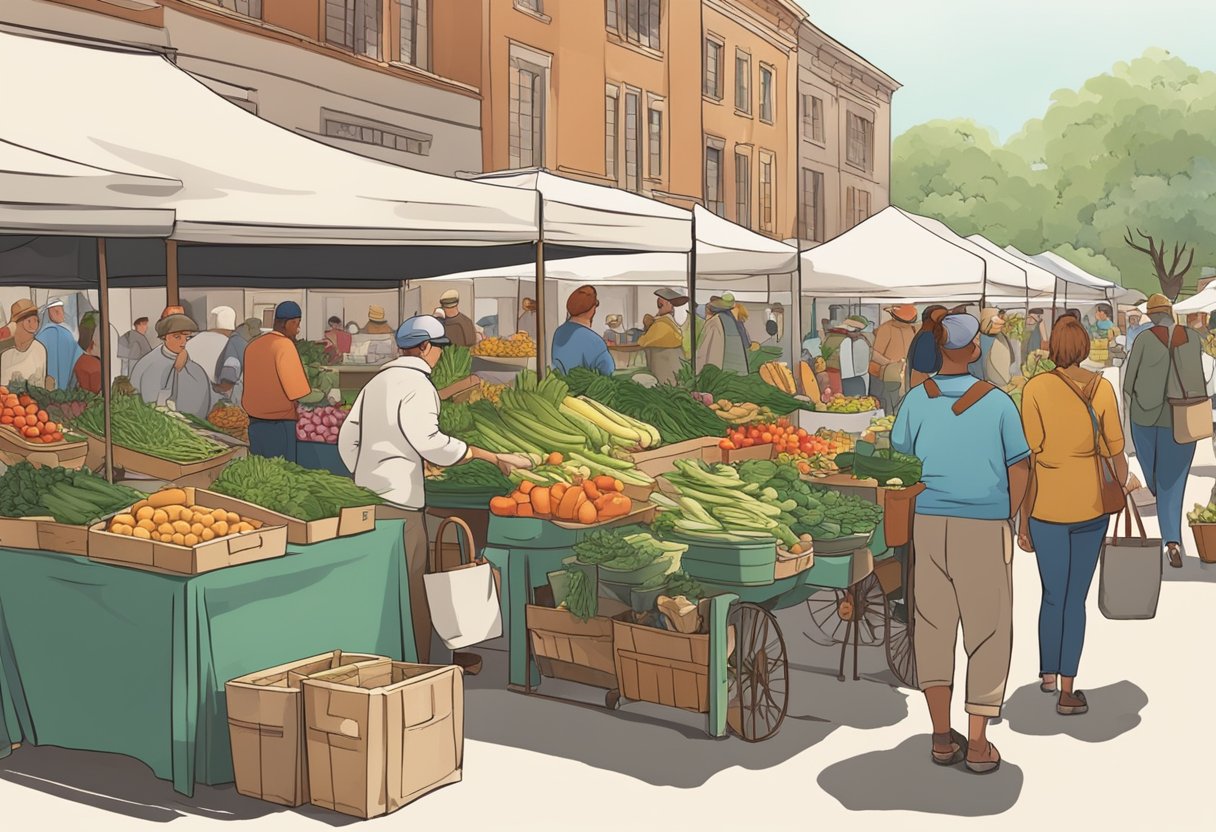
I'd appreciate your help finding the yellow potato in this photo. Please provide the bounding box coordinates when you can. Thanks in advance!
[112,524,133,536]
[190,523,204,537]
[211,508,227,522]
[135,506,155,522]
[114,514,137,527]
[198,514,215,528]
[158,523,174,536]
[166,506,183,522]
[171,533,185,546]
[172,520,192,535]
[226,511,241,525]
[183,534,199,547]
[200,528,215,542]
[131,499,151,514]
[160,533,174,542]
[152,509,169,526]
[132,526,152,540]
[213,520,229,537]
[137,519,157,532]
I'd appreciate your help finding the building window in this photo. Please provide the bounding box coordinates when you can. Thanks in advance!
[847,112,874,172]
[608,0,661,51]
[515,0,542,12]
[734,152,751,229]
[705,143,725,217]
[398,0,429,69]
[624,89,642,192]
[759,152,774,233]
[759,65,774,123]
[846,186,872,229]
[326,0,382,60]
[322,109,432,156]
[800,168,824,241]
[206,0,262,17]
[802,94,825,143]
[647,106,662,179]
[605,86,619,182]
[735,50,751,115]
[704,38,723,99]
[509,49,548,168]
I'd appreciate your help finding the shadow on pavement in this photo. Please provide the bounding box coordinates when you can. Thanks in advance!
[1002,681,1147,743]
[465,643,910,788]
[0,745,354,827]
[817,734,1024,816]
[1162,557,1216,582]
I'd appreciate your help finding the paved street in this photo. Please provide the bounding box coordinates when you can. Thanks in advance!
[4,443,1215,830]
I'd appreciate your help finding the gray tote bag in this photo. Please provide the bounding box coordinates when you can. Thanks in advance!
[1099,499,1162,621]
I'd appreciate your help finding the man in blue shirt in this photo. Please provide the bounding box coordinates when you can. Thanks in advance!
[36,297,83,391]
[892,312,1031,775]
[551,285,615,376]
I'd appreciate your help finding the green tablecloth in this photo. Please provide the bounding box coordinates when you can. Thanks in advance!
[0,520,415,797]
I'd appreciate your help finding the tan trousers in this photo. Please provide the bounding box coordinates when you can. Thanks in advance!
[378,505,432,664]
[912,515,1014,718]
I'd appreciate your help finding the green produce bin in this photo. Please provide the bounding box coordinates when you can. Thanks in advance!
[672,534,779,587]
[423,487,501,510]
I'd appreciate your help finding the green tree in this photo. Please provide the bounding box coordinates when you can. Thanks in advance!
[894,50,1216,299]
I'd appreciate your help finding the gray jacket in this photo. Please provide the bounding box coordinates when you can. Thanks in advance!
[1123,325,1205,428]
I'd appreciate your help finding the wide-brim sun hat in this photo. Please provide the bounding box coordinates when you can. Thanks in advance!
[155,313,198,338]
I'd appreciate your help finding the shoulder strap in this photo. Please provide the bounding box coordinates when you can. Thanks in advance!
[952,381,996,415]
[1052,369,1106,455]
[923,378,941,398]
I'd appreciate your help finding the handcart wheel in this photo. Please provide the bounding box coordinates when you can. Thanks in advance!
[726,603,789,743]
[885,546,917,688]
[605,689,621,710]
[802,575,887,648]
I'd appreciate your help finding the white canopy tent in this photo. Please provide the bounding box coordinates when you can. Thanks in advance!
[965,234,1057,301]
[1003,246,1136,304]
[1173,285,1216,314]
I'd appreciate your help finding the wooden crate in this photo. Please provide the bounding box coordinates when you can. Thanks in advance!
[612,615,711,713]
[0,428,87,470]
[526,604,625,690]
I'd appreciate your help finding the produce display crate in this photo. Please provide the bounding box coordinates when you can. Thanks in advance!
[87,487,288,575]
[437,375,482,402]
[0,428,88,470]
[813,530,875,556]
[1191,523,1216,565]
[201,490,376,546]
[672,534,779,587]
[525,603,627,689]
[0,514,113,557]
[83,432,241,487]
[226,650,386,807]
[774,548,814,580]
[720,443,776,465]
[797,409,881,435]
[612,614,713,713]
[632,437,722,478]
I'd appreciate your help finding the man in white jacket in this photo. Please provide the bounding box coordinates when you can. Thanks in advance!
[339,315,529,668]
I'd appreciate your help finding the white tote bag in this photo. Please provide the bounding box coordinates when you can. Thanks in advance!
[424,516,503,649]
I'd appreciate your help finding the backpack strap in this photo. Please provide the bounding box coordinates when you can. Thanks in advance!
[923,378,942,398]
[951,380,997,415]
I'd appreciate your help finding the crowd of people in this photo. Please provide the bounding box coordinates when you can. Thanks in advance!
[890,292,1208,775]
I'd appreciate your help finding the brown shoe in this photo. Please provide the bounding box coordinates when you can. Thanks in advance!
[1057,690,1089,715]
[452,651,483,676]
[931,730,967,766]
[1167,544,1183,569]
[965,739,1001,775]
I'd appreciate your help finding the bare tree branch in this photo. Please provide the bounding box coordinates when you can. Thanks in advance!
[1169,241,1183,276]
[1124,226,1154,256]
[1177,247,1196,279]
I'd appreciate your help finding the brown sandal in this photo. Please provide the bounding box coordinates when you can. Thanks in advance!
[931,730,967,766]
[1167,544,1183,569]
[1057,690,1088,715]
[965,740,1001,774]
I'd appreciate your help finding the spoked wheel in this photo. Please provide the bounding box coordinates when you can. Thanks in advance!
[803,574,887,648]
[726,603,789,742]
[885,549,917,688]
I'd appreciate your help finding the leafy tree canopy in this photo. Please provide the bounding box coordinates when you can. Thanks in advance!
[894,50,1216,299]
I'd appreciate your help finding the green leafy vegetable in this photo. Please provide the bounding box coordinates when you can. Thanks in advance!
[211,455,382,521]
[75,395,227,463]
[0,462,143,525]
[432,346,472,389]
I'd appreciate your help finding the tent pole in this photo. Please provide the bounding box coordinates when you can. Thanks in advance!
[97,239,115,484]
[399,281,407,324]
[166,240,180,308]
[535,193,546,381]
[688,210,698,374]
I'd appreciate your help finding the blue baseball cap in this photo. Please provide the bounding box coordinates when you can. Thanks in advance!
[942,313,980,349]
[396,315,451,349]
[274,301,302,320]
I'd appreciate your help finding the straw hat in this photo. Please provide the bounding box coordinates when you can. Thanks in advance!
[9,299,38,325]
[368,305,387,323]
[155,313,198,338]
[1145,293,1173,315]
[439,289,461,308]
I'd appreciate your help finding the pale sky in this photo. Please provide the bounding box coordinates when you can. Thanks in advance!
[799,0,1216,140]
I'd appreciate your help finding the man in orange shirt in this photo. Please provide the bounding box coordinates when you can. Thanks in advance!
[242,301,310,462]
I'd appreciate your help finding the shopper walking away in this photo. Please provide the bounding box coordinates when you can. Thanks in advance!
[129,312,213,419]
[1123,293,1206,568]
[437,289,478,347]
[638,288,689,385]
[696,293,750,375]
[870,305,917,412]
[242,302,310,463]
[906,305,947,391]
[36,298,83,391]
[117,317,152,377]
[1018,315,1129,716]
[552,285,615,376]
[891,312,1031,774]
[0,300,48,389]
[340,315,530,667]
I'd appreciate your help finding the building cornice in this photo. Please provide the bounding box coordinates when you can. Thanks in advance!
[705,0,800,54]
[799,19,900,97]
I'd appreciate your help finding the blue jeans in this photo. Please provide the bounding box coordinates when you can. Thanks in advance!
[1029,516,1108,677]
[1130,422,1196,549]
[248,418,298,463]
[842,376,868,397]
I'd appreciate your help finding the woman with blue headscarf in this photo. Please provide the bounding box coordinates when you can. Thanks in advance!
[36,297,83,391]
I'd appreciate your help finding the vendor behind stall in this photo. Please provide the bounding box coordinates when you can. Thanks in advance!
[1,300,48,388]
[215,317,263,401]
[697,293,749,375]
[438,289,478,347]
[129,312,213,419]
[552,285,615,376]
[339,315,530,667]
[637,287,688,384]
[242,302,310,462]
[362,305,393,335]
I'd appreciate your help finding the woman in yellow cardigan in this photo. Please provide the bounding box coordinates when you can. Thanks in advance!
[1017,316,1129,717]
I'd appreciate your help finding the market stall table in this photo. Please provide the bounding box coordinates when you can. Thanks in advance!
[0,520,417,796]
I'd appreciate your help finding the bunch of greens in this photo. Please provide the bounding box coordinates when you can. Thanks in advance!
[684,365,805,416]
[75,394,227,463]
[432,346,472,389]
[423,459,512,497]
[573,527,649,569]
[559,368,724,444]
[438,401,475,438]
[0,463,143,526]
[563,567,598,621]
[662,570,705,602]
[212,455,381,521]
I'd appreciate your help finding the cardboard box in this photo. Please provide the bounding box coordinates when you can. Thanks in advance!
[201,490,376,546]
[87,487,288,575]
[437,375,482,403]
[721,443,776,464]
[0,515,108,557]
[612,615,712,713]
[525,599,630,690]
[83,433,242,488]
[303,660,464,819]
[226,651,386,807]
[632,437,722,478]
[0,428,88,470]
